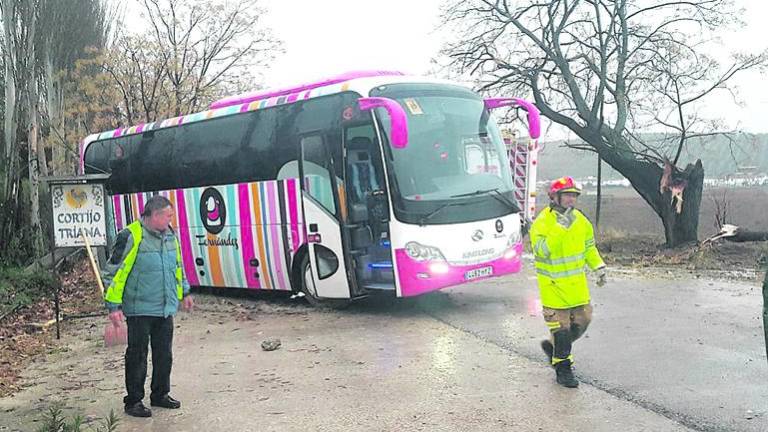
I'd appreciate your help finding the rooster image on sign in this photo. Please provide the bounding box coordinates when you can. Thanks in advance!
[66,187,88,209]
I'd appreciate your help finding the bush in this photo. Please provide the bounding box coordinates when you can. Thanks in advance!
[36,403,120,432]
[0,266,56,317]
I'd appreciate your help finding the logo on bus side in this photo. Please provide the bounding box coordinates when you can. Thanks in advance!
[200,187,226,235]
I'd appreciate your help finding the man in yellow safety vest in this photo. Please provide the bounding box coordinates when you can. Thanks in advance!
[103,195,194,417]
[529,176,606,388]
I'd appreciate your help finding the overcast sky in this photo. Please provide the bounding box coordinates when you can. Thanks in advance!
[259,0,767,137]
[128,0,768,137]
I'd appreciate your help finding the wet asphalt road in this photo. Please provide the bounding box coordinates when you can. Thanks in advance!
[415,264,768,432]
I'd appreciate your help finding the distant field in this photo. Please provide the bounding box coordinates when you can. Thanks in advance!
[534,185,768,240]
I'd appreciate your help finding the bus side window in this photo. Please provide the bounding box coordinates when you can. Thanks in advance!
[301,136,336,214]
[107,135,139,193]
[245,108,282,182]
[177,114,251,187]
[135,128,176,190]
[83,140,109,175]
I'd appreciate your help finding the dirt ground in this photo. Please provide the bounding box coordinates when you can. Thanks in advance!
[0,258,104,398]
[0,292,693,432]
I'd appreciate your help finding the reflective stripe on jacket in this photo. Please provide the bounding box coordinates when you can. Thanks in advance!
[529,207,604,309]
[103,220,186,317]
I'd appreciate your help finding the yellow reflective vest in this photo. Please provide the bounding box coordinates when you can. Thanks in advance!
[104,221,184,312]
[529,206,604,309]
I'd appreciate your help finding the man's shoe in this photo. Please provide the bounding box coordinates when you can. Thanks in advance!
[150,395,181,409]
[124,402,152,417]
[555,362,579,388]
[540,340,554,365]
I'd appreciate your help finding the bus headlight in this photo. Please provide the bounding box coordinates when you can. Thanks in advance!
[405,241,446,262]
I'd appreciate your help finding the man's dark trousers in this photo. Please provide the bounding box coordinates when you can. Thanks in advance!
[123,316,174,406]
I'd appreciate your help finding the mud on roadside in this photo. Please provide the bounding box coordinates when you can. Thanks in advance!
[599,234,767,282]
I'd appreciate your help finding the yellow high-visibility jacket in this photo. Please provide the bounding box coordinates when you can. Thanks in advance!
[529,206,605,309]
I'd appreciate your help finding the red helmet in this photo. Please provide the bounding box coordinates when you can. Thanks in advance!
[549,176,582,197]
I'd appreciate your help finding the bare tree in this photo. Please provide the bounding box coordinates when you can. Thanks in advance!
[37,0,112,175]
[136,0,281,117]
[1,0,41,258]
[0,0,112,263]
[711,189,729,231]
[101,34,169,125]
[442,0,767,247]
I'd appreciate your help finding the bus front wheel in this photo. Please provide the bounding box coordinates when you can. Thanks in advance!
[299,254,350,309]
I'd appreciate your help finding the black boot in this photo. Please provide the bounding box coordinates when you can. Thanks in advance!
[555,361,579,388]
[150,395,181,409]
[124,401,152,417]
[540,339,553,365]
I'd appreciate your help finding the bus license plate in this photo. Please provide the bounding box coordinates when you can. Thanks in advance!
[464,266,492,280]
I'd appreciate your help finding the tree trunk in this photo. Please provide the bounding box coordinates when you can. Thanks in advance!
[25,5,44,258]
[2,0,18,200]
[763,270,768,366]
[593,136,704,248]
[28,98,45,257]
[725,231,768,242]
[660,161,704,247]
[595,153,602,231]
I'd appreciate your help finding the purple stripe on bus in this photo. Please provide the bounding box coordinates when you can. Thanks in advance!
[238,183,260,289]
[266,183,286,290]
[258,182,274,288]
[136,124,145,133]
[286,93,298,103]
[175,189,199,286]
[286,180,300,254]
[78,141,84,174]
[209,70,404,109]
[113,195,123,231]
[137,193,145,215]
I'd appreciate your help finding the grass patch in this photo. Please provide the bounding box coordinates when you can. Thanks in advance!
[36,403,120,432]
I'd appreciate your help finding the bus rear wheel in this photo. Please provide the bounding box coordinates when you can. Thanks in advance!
[299,254,350,309]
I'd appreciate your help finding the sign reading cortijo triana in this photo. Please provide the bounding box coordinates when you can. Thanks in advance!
[51,181,108,248]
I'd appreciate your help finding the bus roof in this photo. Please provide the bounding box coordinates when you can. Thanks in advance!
[78,71,467,173]
[210,70,405,109]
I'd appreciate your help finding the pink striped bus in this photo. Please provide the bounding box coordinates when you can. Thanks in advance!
[80,70,540,305]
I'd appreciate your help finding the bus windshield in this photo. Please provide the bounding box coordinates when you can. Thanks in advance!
[371,83,519,225]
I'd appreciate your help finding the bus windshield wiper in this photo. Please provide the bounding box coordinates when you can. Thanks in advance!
[451,188,521,213]
[418,201,471,226]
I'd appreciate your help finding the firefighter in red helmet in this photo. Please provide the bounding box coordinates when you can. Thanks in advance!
[529,176,607,388]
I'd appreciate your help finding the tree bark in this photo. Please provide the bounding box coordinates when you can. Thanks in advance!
[660,161,704,247]
[25,2,44,257]
[763,270,768,366]
[724,231,768,242]
[595,153,602,231]
[593,136,704,248]
[2,0,18,201]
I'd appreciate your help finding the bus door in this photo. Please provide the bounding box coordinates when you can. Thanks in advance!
[299,135,351,299]
[343,127,394,291]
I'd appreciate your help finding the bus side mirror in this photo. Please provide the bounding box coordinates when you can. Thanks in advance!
[357,97,408,148]
[348,203,369,224]
[484,98,541,140]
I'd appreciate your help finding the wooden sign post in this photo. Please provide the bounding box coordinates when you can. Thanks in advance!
[44,174,109,339]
